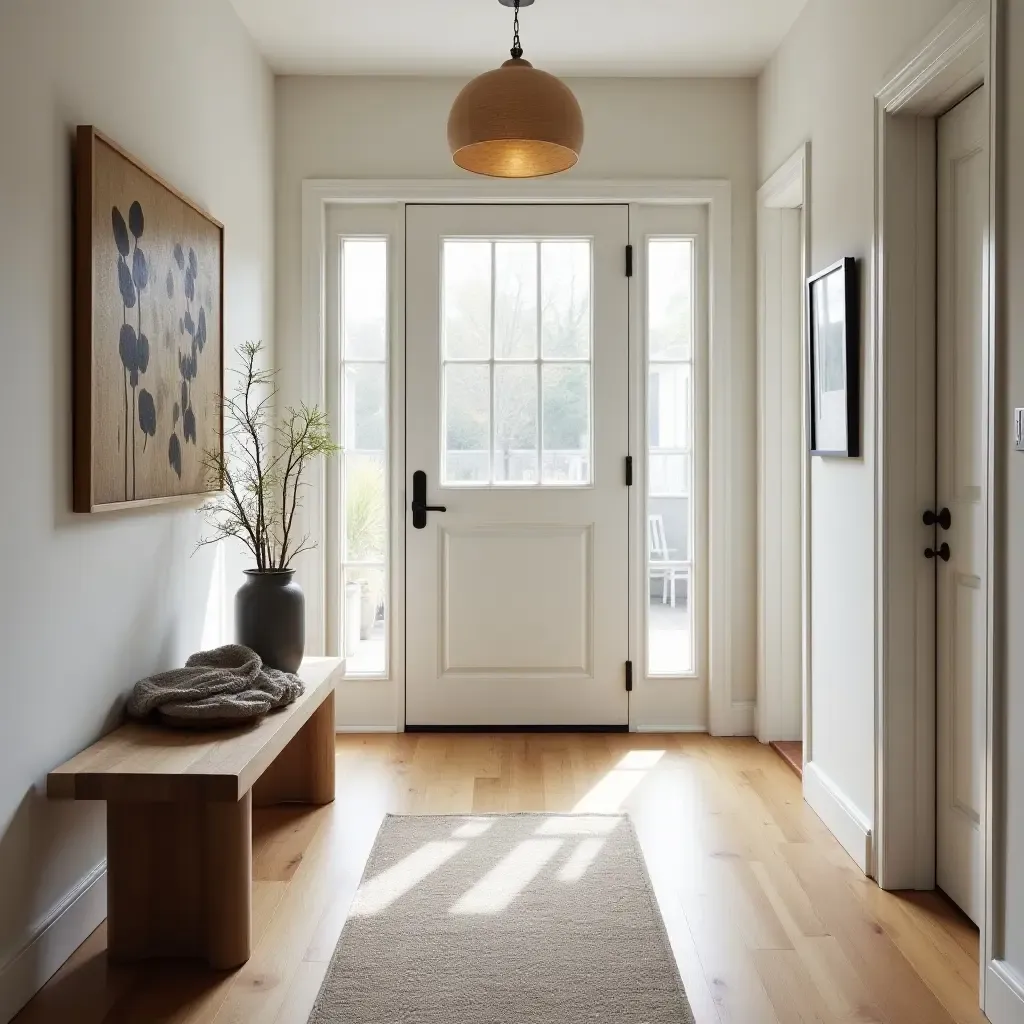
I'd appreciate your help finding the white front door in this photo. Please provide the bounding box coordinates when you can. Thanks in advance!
[405,205,629,727]
[936,87,989,925]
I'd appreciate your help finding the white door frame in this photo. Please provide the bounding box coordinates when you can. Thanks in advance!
[299,178,751,735]
[756,143,811,750]
[873,1,1014,1016]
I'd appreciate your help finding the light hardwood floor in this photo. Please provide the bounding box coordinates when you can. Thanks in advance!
[15,734,983,1024]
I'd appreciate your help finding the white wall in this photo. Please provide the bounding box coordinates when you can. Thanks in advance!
[275,75,759,728]
[758,0,961,851]
[0,1,274,1017]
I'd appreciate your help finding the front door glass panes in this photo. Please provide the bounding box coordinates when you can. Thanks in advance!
[647,239,695,676]
[442,239,593,487]
[340,238,388,677]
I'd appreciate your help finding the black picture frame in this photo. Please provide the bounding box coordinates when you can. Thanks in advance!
[807,257,860,458]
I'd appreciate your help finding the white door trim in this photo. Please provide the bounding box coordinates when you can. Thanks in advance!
[873,1,1005,1016]
[756,143,811,751]
[300,178,747,735]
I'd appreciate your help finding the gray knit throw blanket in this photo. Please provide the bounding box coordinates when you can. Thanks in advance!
[126,645,304,726]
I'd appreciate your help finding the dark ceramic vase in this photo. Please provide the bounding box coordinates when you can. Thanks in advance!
[235,569,305,673]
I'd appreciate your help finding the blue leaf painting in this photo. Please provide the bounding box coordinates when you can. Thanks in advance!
[137,332,150,374]
[183,404,196,445]
[184,267,195,302]
[128,201,144,239]
[111,207,130,257]
[196,307,207,351]
[118,257,136,308]
[119,323,138,372]
[168,433,182,478]
[181,380,188,414]
[166,269,174,299]
[173,402,180,426]
[183,310,194,336]
[138,388,156,446]
[173,243,185,271]
[188,247,198,278]
[132,247,148,291]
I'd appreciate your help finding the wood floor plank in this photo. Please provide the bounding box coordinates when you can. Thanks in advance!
[11,735,983,1024]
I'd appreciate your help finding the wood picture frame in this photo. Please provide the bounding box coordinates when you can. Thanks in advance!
[806,256,860,458]
[74,126,224,512]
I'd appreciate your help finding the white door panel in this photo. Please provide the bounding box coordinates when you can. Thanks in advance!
[936,86,989,925]
[405,205,630,727]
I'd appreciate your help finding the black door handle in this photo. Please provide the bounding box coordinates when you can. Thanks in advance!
[923,508,952,530]
[925,543,951,562]
[411,470,446,530]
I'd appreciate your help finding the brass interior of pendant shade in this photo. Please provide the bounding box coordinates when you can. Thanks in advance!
[448,59,584,178]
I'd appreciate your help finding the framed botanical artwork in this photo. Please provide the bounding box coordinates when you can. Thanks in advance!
[807,257,859,458]
[74,126,224,512]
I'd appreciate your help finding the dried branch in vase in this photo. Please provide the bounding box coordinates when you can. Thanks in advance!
[197,341,340,570]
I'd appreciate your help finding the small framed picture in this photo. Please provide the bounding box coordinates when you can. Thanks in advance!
[807,257,859,458]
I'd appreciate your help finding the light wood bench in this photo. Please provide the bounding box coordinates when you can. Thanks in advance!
[48,657,342,970]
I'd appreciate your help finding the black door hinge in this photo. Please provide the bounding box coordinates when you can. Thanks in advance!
[625,244,634,278]
[625,660,634,692]
[625,455,633,486]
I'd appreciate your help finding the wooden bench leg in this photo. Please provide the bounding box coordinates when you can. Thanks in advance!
[252,690,336,807]
[106,792,252,970]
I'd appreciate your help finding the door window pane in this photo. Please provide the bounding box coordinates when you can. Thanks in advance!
[342,239,387,360]
[541,241,591,359]
[444,241,492,360]
[647,238,695,677]
[344,364,386,452]
[494,242,538,359]
[345,454,386,561]
[649,365,691,451]
[542,364,591,484]
[441,238,593,487]
[339,236,389,680]
[344,565,386,676]
[648,239,693,361]
[445,363,491,484]
[495,364,539,483]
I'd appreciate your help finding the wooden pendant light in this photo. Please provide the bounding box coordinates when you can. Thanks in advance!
[447,1,584,178]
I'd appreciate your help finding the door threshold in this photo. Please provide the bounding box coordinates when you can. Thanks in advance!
[770,740,803,779]
[405,724,630,734]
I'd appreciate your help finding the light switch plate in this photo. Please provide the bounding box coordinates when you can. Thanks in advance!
[1016,409,1024,452]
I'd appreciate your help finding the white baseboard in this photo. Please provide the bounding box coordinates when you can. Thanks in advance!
[335,725,399,733]
[803,761,873,874]
[987,960,1024,1023]
[0,860,107,1024]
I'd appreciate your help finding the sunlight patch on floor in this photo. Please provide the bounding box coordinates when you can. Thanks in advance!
[349,840,466,917]
[534,815,621,836]
[572,750,666,812]
[450,818,495,839]
[449,839,564,915]
[557,838,606,883]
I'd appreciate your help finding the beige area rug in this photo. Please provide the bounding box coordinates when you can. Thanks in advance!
[309,813,695,1023]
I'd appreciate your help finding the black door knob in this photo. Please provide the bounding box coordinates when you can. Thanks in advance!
[923,508,952,530]
[925,543,951,562]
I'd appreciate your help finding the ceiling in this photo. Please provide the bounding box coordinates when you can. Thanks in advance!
[229,0,810,77]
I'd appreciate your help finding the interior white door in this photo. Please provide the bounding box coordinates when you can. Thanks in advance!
[936,87,989,926]
[405,205,629,727]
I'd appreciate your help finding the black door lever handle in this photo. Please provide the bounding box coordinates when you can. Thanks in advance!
[411,470,445,529]
[923,508,952,530]
[925,543,951,562]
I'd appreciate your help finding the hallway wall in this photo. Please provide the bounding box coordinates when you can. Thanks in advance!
[758,0,962,859]
[0,2,274,1018]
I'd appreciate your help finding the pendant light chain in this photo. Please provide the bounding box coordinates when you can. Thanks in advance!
[510,0,523,59]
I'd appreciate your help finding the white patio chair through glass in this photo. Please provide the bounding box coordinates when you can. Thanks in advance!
[647,513,690,609]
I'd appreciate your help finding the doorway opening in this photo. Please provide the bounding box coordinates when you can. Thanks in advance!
[756,143,809,779]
